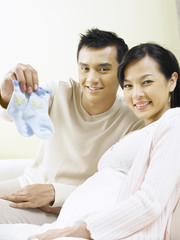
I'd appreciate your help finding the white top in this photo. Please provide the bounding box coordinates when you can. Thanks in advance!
[98,126,148,173]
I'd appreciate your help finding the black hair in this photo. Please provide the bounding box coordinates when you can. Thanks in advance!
[77,28,128,64]
[118,43,180,108]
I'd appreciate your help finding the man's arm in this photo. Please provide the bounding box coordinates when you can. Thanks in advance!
[0,75,14,108]
[0,64,61,213]
[0,63,39,108]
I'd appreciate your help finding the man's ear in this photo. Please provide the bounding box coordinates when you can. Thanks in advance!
[169,72,178,92]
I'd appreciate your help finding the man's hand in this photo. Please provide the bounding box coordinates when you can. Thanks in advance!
[28,222,92,240]
[39,205,61,215]
[0,184,55,209]
[0,63,39,108]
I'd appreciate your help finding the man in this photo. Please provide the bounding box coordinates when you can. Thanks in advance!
[0,28,143,225]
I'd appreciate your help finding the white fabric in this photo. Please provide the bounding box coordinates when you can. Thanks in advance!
[98,127,147,172]
[0,158,33,181]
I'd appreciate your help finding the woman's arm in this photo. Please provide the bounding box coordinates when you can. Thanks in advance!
[28,222,92,240]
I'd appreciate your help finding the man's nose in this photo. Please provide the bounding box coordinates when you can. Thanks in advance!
[87,70,99,83]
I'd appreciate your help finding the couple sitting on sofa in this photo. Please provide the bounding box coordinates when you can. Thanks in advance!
[0,28,180,239]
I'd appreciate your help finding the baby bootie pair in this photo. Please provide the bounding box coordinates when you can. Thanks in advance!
[7,80,55,139]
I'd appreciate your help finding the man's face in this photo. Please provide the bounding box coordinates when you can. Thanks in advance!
[78,46,119,113]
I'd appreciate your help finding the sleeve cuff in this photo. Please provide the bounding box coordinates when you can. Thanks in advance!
[51,182,77,207]
[0,105,11,121]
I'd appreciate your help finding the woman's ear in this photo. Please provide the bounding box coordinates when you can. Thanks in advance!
[169,72,178,92]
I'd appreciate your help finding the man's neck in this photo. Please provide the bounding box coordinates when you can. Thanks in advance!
[81,96,116,116]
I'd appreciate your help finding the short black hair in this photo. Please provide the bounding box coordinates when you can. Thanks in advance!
[77,28,128,64]
[118,43,180,107]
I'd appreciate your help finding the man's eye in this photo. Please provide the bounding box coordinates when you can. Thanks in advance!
[123,84,132,89]
[81,67,89,71]
[99,68,108,72]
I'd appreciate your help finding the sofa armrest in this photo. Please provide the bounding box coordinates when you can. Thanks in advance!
[0,158,33,181]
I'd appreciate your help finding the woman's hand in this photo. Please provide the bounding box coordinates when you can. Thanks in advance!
[28,222,92,240]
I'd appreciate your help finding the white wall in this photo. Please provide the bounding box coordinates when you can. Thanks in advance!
[176,0,180,36]
[0,0,180,158]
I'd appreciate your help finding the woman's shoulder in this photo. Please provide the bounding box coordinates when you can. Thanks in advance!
[154,108,180,134]
[160,108,180,122]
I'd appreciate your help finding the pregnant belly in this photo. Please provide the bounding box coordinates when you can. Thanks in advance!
[55,168,126,228]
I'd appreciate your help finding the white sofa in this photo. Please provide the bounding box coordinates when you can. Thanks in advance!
[0,118,40,181]
[0,158,33,181]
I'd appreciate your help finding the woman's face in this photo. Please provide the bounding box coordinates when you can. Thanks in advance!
[123,56,176,125]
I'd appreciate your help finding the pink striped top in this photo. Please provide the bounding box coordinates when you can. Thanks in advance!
[86,108,180,240]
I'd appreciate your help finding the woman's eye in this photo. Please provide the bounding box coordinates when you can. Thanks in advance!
[143,80,153,84]
[123,84,132,89]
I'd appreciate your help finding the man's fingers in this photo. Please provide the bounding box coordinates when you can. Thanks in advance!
[8,72,17,80]
[1,195,38,209]
[0,192,27,203]
[9,201,33,209]
[14,65,27,91]
[0,194,35,208]
[23,68,34,94]
[12,63,39,93]
[32,69,39,91]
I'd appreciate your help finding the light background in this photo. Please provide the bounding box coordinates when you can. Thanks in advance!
[0,0,180,159]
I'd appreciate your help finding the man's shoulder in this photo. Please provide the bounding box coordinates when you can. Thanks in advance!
[41,78,80,95]
[113,96,144,130]
[115,96,137,115]
[57,78,79,88]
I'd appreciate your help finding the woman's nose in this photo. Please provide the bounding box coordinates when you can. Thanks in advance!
[132,85,145,99]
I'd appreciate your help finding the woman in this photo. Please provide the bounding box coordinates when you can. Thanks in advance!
[1,43,180,240]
